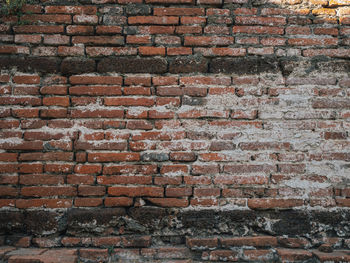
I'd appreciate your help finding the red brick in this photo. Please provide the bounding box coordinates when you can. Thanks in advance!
[278,164,305,174]
[166,187,192,197]
[170,152,197,162]
[148,110,175,119]
[0,153,18,162]
[146,198,189,207]
[194,188,220,197]
[61,237,90,247]
[139,26,175,34]
[0,45,30,54]
[233,8,257,15]
[186,237,218,249]
[139,46,166,56]
[154,8,204,16]
[41,109,68,118]
[44,34,70,45]
[88,153,140,162]
[176,25,202,34]
[78,185,105,196]
[233,26,284,34]
[66,25,94,35]
[43,97,69,107]
[70,75,122,85]
[223,164,276,174]
[286,26,311,35]
[314,27,338,36]
[303,48,350,57]
[154,176,181,186]
[104,197,133,207]
[21,186,76,197]
[67,175,94,185]
[96,26,122,34]
[0,164,18,174]
[32,47,58,56]
[21,14,72,23]
[70,85,122,95]
[235,16,286,26]
[240,142,290,151]
[195,47,246,56]
[248,198,304,209]
[99,174,152,184]
[277,249,313,261]
[14,86,40,95]
[45,5,97,14]
[288,37,338,46]
[74,164,102,174]
[0,186,18,197]
[58,46,85,56]
[12,109,39,118]
[181,16,207,25]
[40,85,68,95]
[127,120,153,130]
[216,175,268,185]
[124,87,151,95]
[185,36,234,46]
[167,47,193,56]
[105,97,154,107]
[129,16,179,25]
[73,15,98,24]
[73,36,124,45]
[13,25,64,33]
[0,120,20,129]
[20,174,64,185]
[0,199,15,207]
[15,34,41,43]
[70,109,124,118]
[19,163,43,174]
[16,199,72,208]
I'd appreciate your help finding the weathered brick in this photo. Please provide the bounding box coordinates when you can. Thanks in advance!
[58,46,85,56]
[108,186,163,197]
[169,57,208,73]
[98,57,167,73]
[61,58,95,75]
[146,198,189,207]
[185,36,234,46]
[13,25,64,33]
[45,5,97,14]
[129,16,179,25]
[67,25,94,35]
[210,57,280,74]
[0,57,60,73]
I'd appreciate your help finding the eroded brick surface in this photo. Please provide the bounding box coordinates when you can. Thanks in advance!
[1,0,350,261]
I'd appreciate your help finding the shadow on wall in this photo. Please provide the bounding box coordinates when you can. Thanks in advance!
[0,0,349,211]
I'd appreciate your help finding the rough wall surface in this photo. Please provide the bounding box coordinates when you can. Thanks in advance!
[0,0,350,262]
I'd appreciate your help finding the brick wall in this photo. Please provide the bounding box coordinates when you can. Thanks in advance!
[0,0,350,261]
